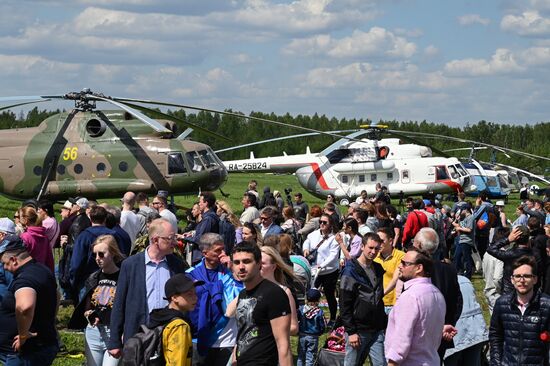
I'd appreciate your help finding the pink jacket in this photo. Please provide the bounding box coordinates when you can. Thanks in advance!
[20,226,54,273]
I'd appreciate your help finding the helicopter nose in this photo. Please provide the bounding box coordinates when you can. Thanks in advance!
[296,166,316,192]
[206,167,228,190]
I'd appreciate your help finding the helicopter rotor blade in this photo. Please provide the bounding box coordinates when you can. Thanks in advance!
[120,101,231,141]
[111,97,365,142]
[384,129,450,157]
[390,130,548,162]
[0,99,51,112]
[88,94,172,134]
[215,129,358,153]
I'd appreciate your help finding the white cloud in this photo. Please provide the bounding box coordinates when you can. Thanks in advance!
[283,27,416,59]
[424,45,439,57]
[501,11,550,36]
[519,46,550,66]
[458,14,490,26]
[444,48,524,76]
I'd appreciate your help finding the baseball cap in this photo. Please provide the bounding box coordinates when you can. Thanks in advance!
[0,235,26,256]
[0,218,15,234]
[306,288,322,302]
[495,200,505,207]
[423,199,433,206]
[62,200,73,210]
[164,274,204,300]
[75,197,89,209]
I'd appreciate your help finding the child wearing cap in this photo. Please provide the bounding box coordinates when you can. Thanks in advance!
[147,273,202,366]
[296,288,326,366]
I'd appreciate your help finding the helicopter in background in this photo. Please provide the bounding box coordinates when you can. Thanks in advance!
[220,126,473,200]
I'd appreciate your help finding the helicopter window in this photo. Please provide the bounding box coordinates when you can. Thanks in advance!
[74,164,83,174]
[327,149,350,164]
[57,165,66,175]
[435,166,449,180]
[341,175,349,184]
[448,165,459,179]
[96,163,106,173]
[119,161,128,172]
[402,170,409,179]
[371,174,377,182]
[186,152,204,172]
[33,166,42,176]
[486,176,498,187]
[387,172,393,180]
[168,153,187,175]
[455,164,467,176]
[198,150,218,168]
[359,175,365,183]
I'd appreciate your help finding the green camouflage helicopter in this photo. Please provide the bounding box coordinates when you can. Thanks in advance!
[0,89,231,200]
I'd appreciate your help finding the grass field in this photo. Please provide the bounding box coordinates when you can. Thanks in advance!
[0,172,526,365]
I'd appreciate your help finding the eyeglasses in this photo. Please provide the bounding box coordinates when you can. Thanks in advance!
[511,274,536,281]
[94,251,105,258]
[400,260,417,267]
[260,216,269,221]
[152,202,161,205]
[319,220,329,225]
[158,235,177,242]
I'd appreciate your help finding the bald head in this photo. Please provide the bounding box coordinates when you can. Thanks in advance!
[122,191,136,207]
[413,227,439,255]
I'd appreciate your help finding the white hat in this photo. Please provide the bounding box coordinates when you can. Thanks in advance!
[0,218,16,234]
[495,200,505,207]
[76,197,89,209]
[62,200,73,210]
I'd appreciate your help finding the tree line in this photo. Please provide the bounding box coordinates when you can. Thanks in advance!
[1,107,548,174]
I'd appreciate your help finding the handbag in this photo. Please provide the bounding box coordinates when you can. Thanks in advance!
[306,236,328,265]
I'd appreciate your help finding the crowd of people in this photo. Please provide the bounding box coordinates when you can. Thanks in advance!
[0,180,549,366]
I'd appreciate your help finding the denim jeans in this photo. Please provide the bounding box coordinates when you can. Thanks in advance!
[297,334,319,366]
[453,242,473,279]
[85,324,120,366]
[344,330,386,366]
[0,344,58,366]
[0,352,23,366]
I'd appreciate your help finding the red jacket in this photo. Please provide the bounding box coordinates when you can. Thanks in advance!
[401,210,429,246]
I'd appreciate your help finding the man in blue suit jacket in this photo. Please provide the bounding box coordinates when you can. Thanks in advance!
[107,218,188,358]
[260,206,284,239]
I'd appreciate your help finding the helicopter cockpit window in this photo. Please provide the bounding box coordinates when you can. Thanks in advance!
[168,153,187,175]
[186,151,205,172]
[448,165,459,179]
[455,164,467,176]
[486,176,498,187]
[198,149,219,168]
[435,166,449,180]
[327,149,350,164]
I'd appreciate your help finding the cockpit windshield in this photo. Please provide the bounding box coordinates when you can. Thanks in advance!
[435,166,450,180]
[186,151,205,172]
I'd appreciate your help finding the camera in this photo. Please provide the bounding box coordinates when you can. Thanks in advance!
[284,187,292,195]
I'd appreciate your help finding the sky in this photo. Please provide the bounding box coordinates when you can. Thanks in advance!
[1,0,550,126]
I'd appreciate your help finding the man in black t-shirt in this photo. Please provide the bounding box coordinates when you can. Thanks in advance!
[231,243,292,366]
[0,235,58,365]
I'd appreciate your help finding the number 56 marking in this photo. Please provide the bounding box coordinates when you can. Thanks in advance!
[62,147,78,160]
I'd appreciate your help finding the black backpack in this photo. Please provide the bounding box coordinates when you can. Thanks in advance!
[121,318,178,366]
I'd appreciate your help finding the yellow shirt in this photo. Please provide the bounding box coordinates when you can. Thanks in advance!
[162,318,192,366]
[374,248,405,306]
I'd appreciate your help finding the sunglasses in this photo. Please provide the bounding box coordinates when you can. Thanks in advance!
[94,251,105,258]
[319,220,329,225]
[260,216,269,221]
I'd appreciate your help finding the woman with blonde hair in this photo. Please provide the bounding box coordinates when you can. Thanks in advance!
[69,235,125,366]
[19,206,54,273]
[260,246,299,335]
